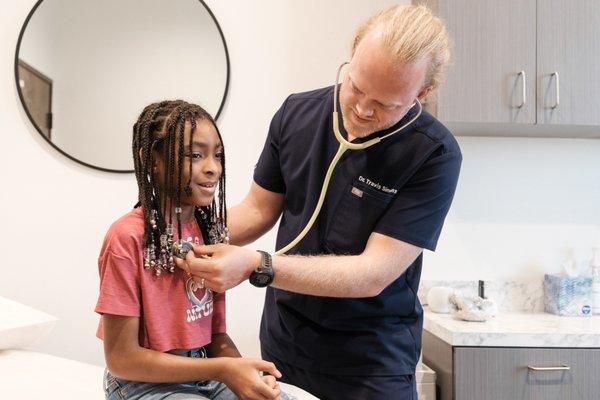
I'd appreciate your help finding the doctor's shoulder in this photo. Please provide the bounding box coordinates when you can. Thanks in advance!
[275,86,334,130]
[413,109,461,157]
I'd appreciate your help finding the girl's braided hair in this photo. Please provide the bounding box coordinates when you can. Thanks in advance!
[132,100,227,275]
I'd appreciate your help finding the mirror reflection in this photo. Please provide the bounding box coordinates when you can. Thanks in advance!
[16,0,229,172]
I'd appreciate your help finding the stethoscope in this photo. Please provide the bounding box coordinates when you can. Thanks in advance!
[172,240,214,308]
[274,61,423,256]
[180,62,423,306]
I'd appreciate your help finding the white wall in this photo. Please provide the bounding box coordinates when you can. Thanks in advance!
[425,137,600,281]
[2,0,599,368]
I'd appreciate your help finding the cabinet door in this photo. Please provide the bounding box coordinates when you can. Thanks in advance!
[537,1,600,125]
[454,347,600,400]
[426,0,536,124]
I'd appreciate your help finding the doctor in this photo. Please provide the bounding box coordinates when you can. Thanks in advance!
[177,4,461,399]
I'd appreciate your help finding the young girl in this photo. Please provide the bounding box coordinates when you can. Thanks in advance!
[95,100,283,400]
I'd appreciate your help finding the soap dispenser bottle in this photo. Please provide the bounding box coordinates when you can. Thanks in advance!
[591,247,600,315]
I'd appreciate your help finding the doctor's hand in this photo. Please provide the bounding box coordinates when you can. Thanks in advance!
[174,243,262,292]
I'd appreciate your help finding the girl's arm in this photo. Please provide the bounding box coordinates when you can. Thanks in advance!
[206,333,242,358]
[103,314,280,399]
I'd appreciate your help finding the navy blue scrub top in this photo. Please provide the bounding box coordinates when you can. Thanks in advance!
[253,86,462,376]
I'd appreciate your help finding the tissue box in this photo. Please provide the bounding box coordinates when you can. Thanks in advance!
[544,274,593,316]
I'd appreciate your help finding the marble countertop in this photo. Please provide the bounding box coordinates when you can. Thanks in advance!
[423,308,600,348]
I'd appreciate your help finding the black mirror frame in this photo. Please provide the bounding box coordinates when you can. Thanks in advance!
[14,0,231,174]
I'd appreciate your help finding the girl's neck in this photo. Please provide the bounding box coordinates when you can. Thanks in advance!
[178,205,195,224]
[161,204,195,225]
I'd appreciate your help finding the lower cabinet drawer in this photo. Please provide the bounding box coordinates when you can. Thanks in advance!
[454,347,600,400]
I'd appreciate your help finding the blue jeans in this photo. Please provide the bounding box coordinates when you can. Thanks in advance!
[103,348,237,400]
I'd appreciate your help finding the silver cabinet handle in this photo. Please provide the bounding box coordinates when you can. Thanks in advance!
[517,70,526,108]
[527,365,570,371]
[551,71,560,109]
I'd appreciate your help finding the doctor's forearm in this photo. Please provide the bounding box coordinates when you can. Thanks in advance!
[227,202,271,246]
[228,182,284,246]
[270,253,400,298]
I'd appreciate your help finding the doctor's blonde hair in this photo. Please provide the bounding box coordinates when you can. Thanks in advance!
[352,4,451,92]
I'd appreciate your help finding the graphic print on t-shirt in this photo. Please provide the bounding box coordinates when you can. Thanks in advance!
[183,235,214,323]
[185,277,214,323]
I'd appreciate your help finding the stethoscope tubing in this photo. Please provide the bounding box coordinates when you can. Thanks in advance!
[275,63,422,255]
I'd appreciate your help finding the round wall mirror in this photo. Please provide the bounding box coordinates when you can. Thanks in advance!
[15,0,230,173]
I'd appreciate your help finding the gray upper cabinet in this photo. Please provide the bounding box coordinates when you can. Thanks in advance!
[537,0,600,126]
[415,0,600,134]
[427,0,536,124]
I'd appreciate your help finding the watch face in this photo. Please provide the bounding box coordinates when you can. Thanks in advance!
[256,274,270,285]
[251,251,273,287]
[251,271,272,287]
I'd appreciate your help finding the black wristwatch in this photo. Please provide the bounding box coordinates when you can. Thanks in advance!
[249,250,274,288]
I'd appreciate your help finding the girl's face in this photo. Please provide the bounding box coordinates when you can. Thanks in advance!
[154,118,223,208]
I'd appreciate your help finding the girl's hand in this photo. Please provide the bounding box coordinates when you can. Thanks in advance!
[261,374,281,400]
[219,358,282,400]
